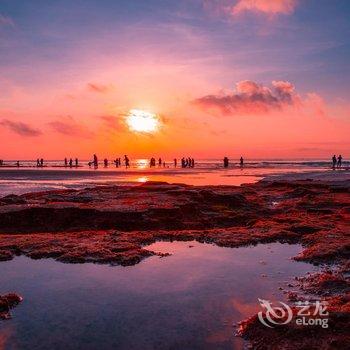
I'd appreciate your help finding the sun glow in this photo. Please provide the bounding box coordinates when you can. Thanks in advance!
[126,109,160,133]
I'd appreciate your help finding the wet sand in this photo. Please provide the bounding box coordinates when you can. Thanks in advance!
[0,171,349,348]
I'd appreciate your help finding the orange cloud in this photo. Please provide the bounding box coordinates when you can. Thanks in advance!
[48,116,94,138]
[99,115,127,132]
[193,80,299,115]
[0,119,42,136]
[87,83,113,94]
[231,0,297,16]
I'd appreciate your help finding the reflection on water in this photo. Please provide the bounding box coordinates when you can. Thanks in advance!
[0,169,262,195]
[0,242,318,350]
[136,176,149,183]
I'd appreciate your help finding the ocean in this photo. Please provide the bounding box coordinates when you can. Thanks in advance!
[0,158,347,196]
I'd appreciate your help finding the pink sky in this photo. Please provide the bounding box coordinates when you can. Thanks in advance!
[1,0,349,159]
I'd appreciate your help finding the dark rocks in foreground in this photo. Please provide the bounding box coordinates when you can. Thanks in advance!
[0,293,23,320]
[0,179,349,347]
[0,180,348,266]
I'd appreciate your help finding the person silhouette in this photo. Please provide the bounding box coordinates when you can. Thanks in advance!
[40,158,44,167]
[332,155,337,169]
[174,158,177,168]
[240,156,244,167]
[224,157,229,168]
[69,158,73,167]
[104,158,108,167]
[75,158,78,167]
[93,154,98,168]
[337,155,343,168]
[124,155,130,168]
[64,158,68,167]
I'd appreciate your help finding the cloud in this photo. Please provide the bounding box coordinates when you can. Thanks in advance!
[231,0,297,16]
[87,83,113,94]
[0,119,42,136]
[193,80,299,115]
[99,115,126,132]
[48,116,94,138]
[0,14,14,27]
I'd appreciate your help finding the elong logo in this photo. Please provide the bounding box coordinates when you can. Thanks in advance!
[257,299,329,329]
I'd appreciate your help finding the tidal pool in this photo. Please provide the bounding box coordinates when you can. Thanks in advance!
[0,242,318,349]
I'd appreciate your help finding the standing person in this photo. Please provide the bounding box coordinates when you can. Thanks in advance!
[114,158,119,168]
[75,158,79,167]
[174,158,177,168]
[93,154,98,168]
[40,158,44,167]
[64,158,68,167]
[16,161,20,167]
[337,155,343,168]
[124,155,130,168]
[332,155,337,169]
[224,157,229,168]
[181,157,185,168]
[37,158,40,167]
[240,156,244,167]
[69,158,73,167]
[158,158,162,167]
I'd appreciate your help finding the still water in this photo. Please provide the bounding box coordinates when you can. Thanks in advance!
[0,241,318,349]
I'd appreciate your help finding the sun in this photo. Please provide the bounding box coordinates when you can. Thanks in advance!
[126,109,160,133]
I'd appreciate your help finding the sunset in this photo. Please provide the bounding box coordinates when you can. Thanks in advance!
[126,109,160,133]
[0,1,349,349]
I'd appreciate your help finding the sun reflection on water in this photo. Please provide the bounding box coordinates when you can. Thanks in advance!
[137,176,148,183]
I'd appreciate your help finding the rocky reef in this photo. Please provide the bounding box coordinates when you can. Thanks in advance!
[0,178,349,347]
[0,293,23,320]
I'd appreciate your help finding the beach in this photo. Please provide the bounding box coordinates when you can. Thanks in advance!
[0,158,347,195]
[0,166,349,349]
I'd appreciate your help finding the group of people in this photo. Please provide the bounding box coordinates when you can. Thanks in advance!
[88,155,130,168]
[113,158,122,167]
[0,155,346,170]
[64,158,79,167]
[180,157,195,168]
[148,157,195,168]
[149,157,164,167]
[223,157,244,168]
[36,158,44,167]
[332,154,343,169]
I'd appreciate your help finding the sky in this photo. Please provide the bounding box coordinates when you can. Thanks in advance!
[0,0,349,159]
